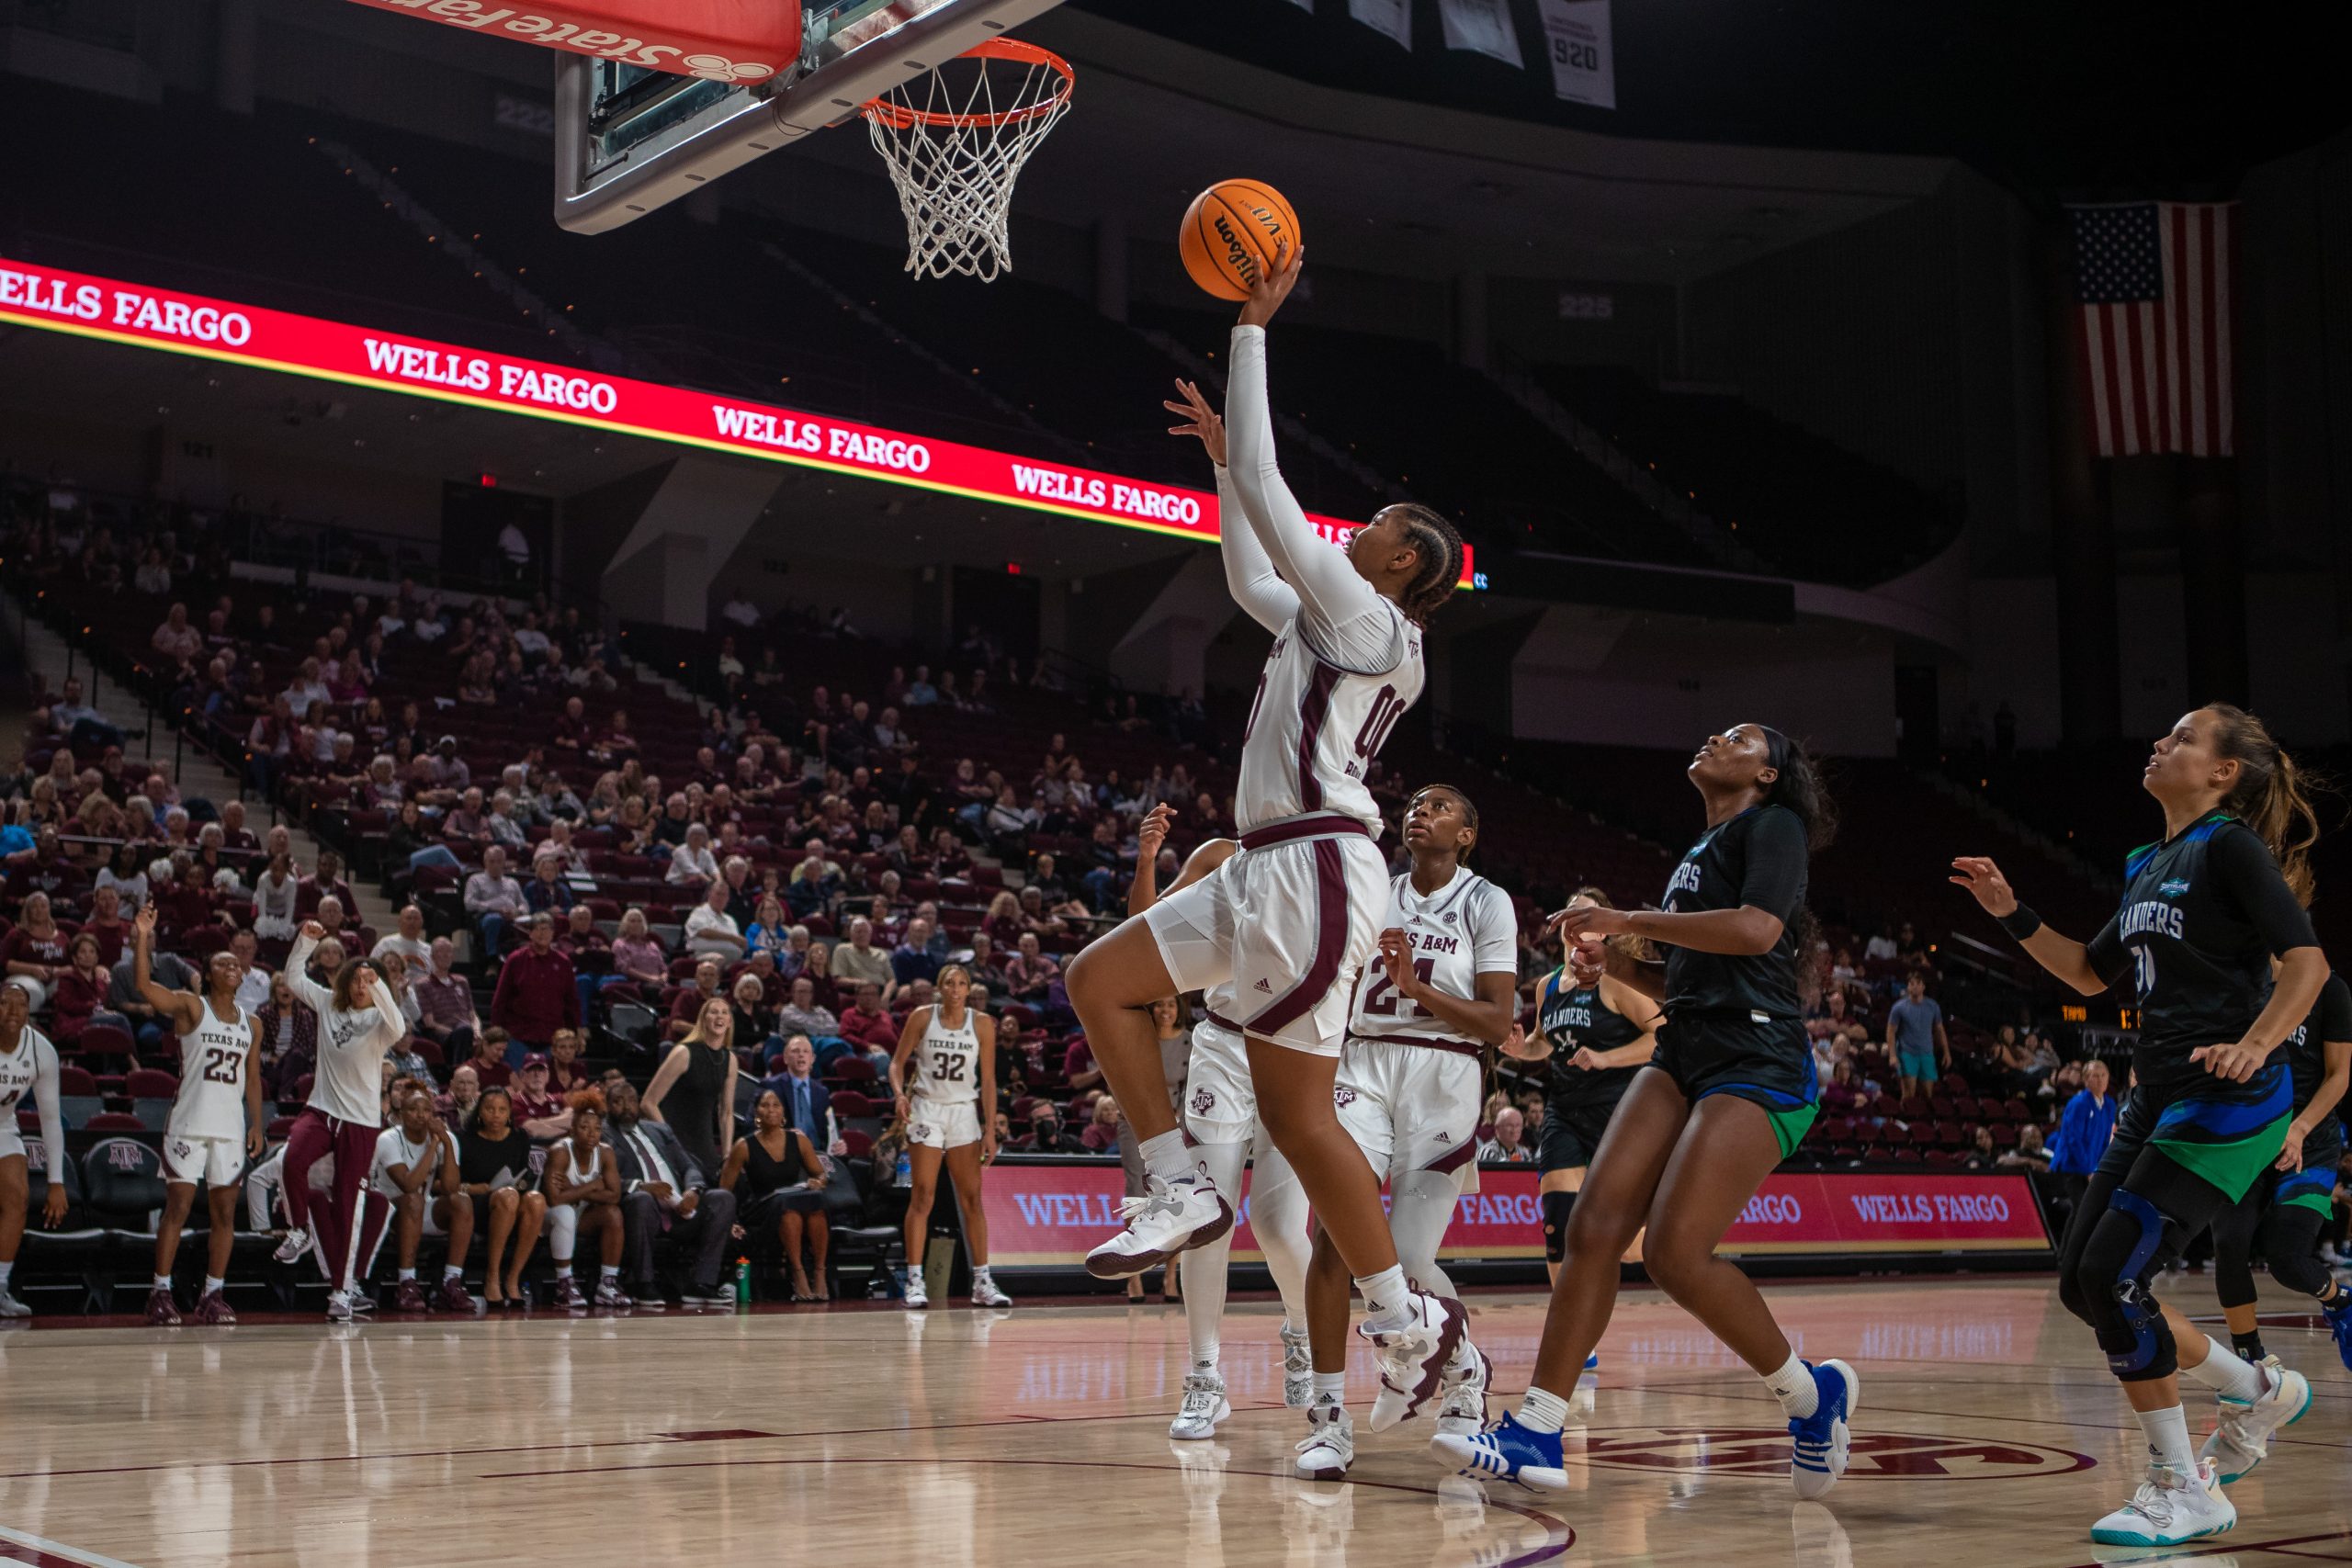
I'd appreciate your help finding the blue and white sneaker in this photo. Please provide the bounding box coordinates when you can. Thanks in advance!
[2324,1296,2352,1372]
[2200,1356,2311,1483]
[1584,1350,1600,1371]
[1789,1359,1860,1499]
[1430,1411,1568,1493]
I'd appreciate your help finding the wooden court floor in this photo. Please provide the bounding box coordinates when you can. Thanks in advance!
[1,1276,2347,1567]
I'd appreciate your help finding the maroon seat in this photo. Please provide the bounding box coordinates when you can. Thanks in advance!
[123,1066,179,1099]
[77,1023,138,1065]
[831,1089,876,1118]
[56,1064,98,1096]
[84,1111,145,1131]
[828,1056,877,1085]
[839,1127,875,1157]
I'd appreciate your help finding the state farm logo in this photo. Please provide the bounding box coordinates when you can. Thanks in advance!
[1578,1427,2093,1481]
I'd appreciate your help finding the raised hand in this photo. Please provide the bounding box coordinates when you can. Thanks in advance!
[1948,856,2018,918]
[1377,927,1417,997]
[300,919,325,942]
[132,905,158,941]
[1162,380,1227,468]
[1238,239,1304,330]
[1136,802,1176,862]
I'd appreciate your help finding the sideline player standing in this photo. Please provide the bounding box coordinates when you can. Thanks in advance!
[1129,806,1318,1441]
[0,983,64,1317]
[888,964,1012,1309]
[132,906,264,1325]
[1954,704,2324,1547]
[1067,241,1472,1413]
[1508,887,1662,1293]
[1295,784,1519,1480]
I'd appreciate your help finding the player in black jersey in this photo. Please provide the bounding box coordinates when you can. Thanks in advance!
[2206,970,2351,1370]
[1956,704,2327,1547]
[1501,887,1662,1287]
[1436,724,1861,1501]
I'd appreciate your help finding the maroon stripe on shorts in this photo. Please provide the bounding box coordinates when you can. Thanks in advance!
[1346,1032,1485,1061]
[1238,813,1372,852]
[1427,1136,1478,1175]
[1295,657,1343,813]
[1245,838,1349,1038]
[1204,1009,1249,1034]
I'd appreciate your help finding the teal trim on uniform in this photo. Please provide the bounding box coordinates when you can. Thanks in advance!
[2152,1111,2290,1201]
[2282,1189,2335,1218]
[1766,1102,1819,1160]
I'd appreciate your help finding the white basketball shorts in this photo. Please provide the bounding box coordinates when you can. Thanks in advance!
[1182,1016,1261,1145]
[908,1099,982,1151]
[1335,1039,1484,1194]
[162,1133,246,1188]
[1145,829,1386,1057]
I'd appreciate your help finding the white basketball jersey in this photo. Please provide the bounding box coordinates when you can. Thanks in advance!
[910,1006,980,1106]
[369,1123,437,1200]
[1349,867,1519,1045]
[171,1000,254,1143]
[0,1028,58,1122]
[1236,609,1423,833]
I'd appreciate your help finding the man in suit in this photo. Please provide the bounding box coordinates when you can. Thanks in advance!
[605,1078,737,1305]
[759,1035,833,1147]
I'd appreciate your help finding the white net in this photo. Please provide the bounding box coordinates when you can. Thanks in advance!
[863,40,1073,282]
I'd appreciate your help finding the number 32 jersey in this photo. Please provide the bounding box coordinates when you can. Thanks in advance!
[173,1000,254,1141]
[1237,605,1424,834]
[1348,867,1518,1047]
[910,1006,980,1108]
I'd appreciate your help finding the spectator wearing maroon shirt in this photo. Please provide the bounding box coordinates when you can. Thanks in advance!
[1003,932,1059,1004]
[465,1028,516,1091]
[836,980,899,1059]
[492,913,579,1055]
[49,933,115,1043]
[1063,1033,1104,1094]
[152,859,220,938]
[510,1055,572,1142]
[669,958,726,1042]
[546,1028,594,1097]
[79,886,130,970]
[4,891,76,1009]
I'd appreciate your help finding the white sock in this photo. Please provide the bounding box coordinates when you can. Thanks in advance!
[2184,1336,2267,1402]
[601,1264,619,1280]
[1354,1265,1409,1320]
[1140,1129,1193,1185]
[1313,1371,1346,1405]
[553,1254,572,1268]
[153,1274,173,1291]
[0,1261,12,1287]
[203,1276,224,1295]
[1764,1352,1819,1419]
[1193,1357,1220,1379]
[973,1265,991,1279]
[398,1267,416,1281]
[2136,1404,2196,1472]
[443,1265,463,1281]
[1517,1386,1570,1434]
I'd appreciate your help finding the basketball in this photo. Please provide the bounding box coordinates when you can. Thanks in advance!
[1179,179,1302,300]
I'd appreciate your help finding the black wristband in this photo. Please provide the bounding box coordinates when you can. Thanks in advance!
[1996,905,2042,942]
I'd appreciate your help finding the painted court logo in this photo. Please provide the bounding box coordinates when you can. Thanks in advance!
[1579,1427,2094,1481]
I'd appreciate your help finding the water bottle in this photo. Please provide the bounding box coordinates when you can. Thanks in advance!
[895,1150,912,1189]
[734,1256,752,1310]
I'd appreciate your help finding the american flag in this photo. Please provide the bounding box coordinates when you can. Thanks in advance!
[2068,201,2235,458]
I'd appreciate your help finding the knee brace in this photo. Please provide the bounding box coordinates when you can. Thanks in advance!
[1542,1190,1576,1265]
[2084,1187,2177,1382]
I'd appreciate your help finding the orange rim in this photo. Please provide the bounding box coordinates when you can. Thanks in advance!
[862,38,1074,131]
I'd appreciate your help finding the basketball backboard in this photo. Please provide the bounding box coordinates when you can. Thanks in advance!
[552,0,1069,233]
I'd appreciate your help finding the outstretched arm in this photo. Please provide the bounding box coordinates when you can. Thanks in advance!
[1166,378,1297,635]
[1950,857,2114,996]
[282,927,334,1014]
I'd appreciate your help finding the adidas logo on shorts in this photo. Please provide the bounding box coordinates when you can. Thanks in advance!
[1254,977,1273,993]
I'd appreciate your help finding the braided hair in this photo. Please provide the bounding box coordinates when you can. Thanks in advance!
[1374,504,1465,625]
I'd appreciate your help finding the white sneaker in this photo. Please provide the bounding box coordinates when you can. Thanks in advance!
[2089,1458,2235,1546]
[0,1286,28,1319]
[1363,1290,1466,1432]
[1435,1341,1491,1438]
[272,1228,311,1266]
[323,1291,353,1323]
[1294,1396,1355,1481]
[903,1270,928,1310]
[970,1270,1013,1308]
[1281,1324,1314,1408]
[1169,1371,1232,1440]
[2201,1358,2312,1483]
[1084,1168,1232,1280]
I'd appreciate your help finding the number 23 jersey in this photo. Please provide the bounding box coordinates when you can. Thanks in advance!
[910,1005,980,1107]
[1348,866,1518,1046]
[174,1000,254,1141]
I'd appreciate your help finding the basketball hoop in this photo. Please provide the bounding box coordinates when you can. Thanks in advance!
[863,38,1075,282]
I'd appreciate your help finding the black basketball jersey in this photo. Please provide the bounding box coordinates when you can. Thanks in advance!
[1658,803,1808,1021]
[2085,812,2319,1095]
[2282,972,2352,1111]
[1536,968,1646,1107]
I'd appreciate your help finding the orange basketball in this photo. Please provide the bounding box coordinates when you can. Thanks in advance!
[1179,180,1302,301]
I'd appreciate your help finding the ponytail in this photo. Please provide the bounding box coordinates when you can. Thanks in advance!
[1756,728,1837,1003]
[2206,703,2325,907]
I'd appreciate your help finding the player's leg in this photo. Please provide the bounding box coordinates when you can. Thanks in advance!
[508,1190,545,1302]
[1244,1136,1317,1403]
[1537,1166,1581,1288]
[805,1201,831,1301]
[482,1186,519,1304]
[2207,1184,2265,1359]
[1435,1067,1685,1490]
[901,1140,944,1307]
[196,1180,240,1324]
[2254,1196,2352,1367]
[587,1203,630,1306]
[276,1109,332,1252]
[1295,1222,1356,1480]
[942,1138,1007,1305]
[0,1152,25,1316]
[1169,1138,1248,1439]
[547,1201,582,1306]
[390,1191,428,1310]
[435,1192,475,1309]
[151,1176,198,1324]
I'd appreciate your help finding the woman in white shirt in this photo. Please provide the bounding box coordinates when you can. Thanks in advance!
[251,851,300,942]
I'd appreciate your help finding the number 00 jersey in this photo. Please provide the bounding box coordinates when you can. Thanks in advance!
[173,1000,254,1142]
[910,1005,980,1107]
[1347,866,1517,1048]
[1236,608,1424,834]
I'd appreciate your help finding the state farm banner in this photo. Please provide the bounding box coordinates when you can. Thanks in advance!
[0,256,1475,587]
[980,1164,2048,1268]
[343,0,800,84]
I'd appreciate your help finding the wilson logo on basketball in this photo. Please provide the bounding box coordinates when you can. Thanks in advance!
[1578,1428,2094,1481]
[1212,215,1261,286]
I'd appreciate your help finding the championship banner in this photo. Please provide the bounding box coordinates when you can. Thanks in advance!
[1436,0,1521,66]
[1536,0,1615,108]
[1348,0,1414,48]
[979,1165,2050,1268]
[0,256,1476,588]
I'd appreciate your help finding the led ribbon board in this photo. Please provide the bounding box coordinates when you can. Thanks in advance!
[0,256,1476,586]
